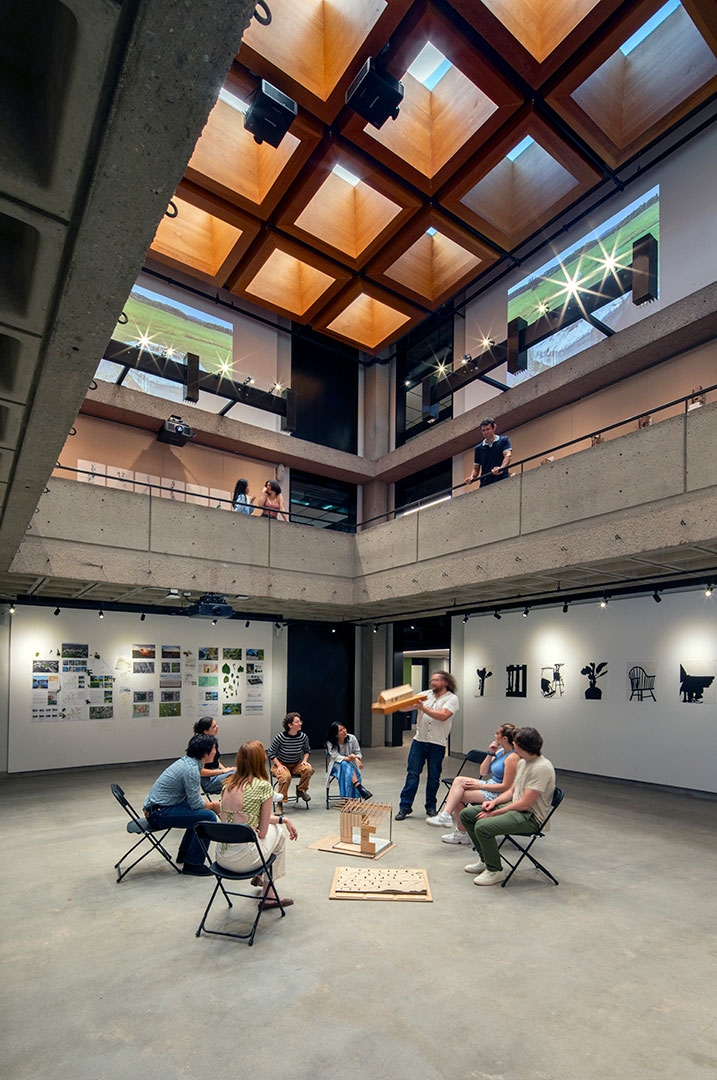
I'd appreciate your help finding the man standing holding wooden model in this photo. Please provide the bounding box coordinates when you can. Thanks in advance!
[395,671,459,821]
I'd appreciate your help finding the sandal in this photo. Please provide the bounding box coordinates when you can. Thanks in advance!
[260,896,294,908]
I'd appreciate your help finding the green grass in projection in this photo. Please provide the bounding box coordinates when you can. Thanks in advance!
[115,286,233,375]
[508,187,660,324]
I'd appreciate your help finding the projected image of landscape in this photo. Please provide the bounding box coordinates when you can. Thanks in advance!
[114,285,233,375]
[506,186,659,385]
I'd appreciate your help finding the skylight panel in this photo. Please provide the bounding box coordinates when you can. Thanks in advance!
[620,0,680,55]
[332,164,361,186]
[506,136,535,161]
[407,42,452,90]
[218,87,249,113]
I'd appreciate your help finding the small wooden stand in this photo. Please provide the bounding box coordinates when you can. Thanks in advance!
[337,800,392,855]
[371,684,427,715]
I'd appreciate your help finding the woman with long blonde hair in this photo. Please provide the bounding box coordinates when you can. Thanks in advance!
[216,740,298,907]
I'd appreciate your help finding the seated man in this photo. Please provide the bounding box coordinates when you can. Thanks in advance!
[460,726,555,887]
[267,712,313,803]
[193,716,235,795]
[143,734,220,876]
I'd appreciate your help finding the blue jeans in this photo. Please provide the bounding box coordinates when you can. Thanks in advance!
[145,799,217,866]
[399,740,445,813]
[332,760,362,798]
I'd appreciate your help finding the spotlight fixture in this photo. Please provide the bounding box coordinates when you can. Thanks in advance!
[705,584,713,598]
[211,618,218,626]
[54,607,61,616]
[345,56,403,130]
[242,376,254,385]
[331,627,336,634]
[243,80,297,147]
[481,337,495,349]
[245,620,250,628]
[99,609,104,619]
[462,614,469,624]
[140,612,146,622]
[522,606,529,618]
[9,602,16,614]
[274,621,282,630]
[600,596,608,608]
[493,610,501,620]
[562,601,569,614]
[373,623,378,633]
[652,591,662,603]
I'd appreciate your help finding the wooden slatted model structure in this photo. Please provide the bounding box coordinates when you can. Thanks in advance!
[338,799,393,855]
[371,683,427,714]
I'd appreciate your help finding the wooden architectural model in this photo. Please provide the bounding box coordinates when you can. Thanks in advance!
[371,683,427,714]
[338,799,392,855]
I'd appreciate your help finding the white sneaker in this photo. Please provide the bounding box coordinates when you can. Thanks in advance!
[442,830,472,845]
[426,811,453,827]
[473,869,506,886]
[464,860,486,874]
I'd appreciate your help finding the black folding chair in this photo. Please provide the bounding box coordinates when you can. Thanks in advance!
[498,786,565,887]
[110,782,181,882]
[437,749,488,810]
[193,821,286,945]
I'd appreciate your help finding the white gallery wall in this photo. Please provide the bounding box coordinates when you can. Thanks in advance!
[456,589,717,793]
[7,608,285,773]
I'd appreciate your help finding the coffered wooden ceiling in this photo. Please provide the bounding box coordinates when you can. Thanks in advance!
[147,0,716,354]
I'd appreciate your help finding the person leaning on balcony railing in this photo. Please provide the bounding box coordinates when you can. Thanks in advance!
[466,418,512,487]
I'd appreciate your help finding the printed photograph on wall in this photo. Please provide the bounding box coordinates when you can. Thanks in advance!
[223,647,242,660]
[222,702,242,715]
[540,663,565,698]
[89,705,113,720]
[159,702,181,718]
[198,647,219,661]
[247,648,264,661]
[132,703,151,718]
[221,659,244,697]
[133,661,155,675]
[678,661,716,704]
[133,690,154,704]
[62,643,88,659]
[132,644,156,659]
[581,661,608,700]
[474,665,494,698]
[33,660,59,673]
[626,661,658,702]
[505,663,527,698]
[161,645,181,659]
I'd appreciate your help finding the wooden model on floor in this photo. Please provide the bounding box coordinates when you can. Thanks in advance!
[336,799,393,855]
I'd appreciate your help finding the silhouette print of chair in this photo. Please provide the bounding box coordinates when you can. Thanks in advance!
[111,783,182,882]
[497,787,564,887]
[628,666,657,701]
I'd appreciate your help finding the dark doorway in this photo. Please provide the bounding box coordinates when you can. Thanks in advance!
[286,622,355,751]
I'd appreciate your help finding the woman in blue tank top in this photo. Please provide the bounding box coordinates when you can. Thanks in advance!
[426,723,518,844]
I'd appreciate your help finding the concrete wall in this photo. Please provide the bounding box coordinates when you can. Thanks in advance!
[457,589,717,793]
[14,401,717,615]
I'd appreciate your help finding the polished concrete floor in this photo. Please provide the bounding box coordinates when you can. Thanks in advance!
[1,741,715,1080]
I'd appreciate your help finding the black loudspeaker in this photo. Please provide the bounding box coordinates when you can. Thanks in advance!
[244,80,297,147]
[345,57,403,129]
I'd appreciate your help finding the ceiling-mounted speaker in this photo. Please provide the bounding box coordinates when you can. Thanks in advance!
[244,80,297,147]
[346,57,403,129]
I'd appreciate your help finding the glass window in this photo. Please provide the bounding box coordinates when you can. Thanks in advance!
[289,470,357,532]
[396,309,454,445]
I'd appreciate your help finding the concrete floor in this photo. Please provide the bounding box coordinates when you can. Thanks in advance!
[1,741,716,1080]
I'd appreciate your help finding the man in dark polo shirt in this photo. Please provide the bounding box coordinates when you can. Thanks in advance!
[467,418,512,488]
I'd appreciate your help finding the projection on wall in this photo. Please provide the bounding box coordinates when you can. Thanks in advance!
[679,662,715,704]
[505,664,527,698]
[627,662,657,702]
[475,666,493,697]
[581,661,608,700]
[540,663,565,698]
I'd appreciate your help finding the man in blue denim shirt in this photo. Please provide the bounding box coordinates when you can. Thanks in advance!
[143,734,219,876]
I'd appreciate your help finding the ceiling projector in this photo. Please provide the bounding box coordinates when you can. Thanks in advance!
[187,593,235,619]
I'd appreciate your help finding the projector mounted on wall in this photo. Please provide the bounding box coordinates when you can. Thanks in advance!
[187,594,235,619]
